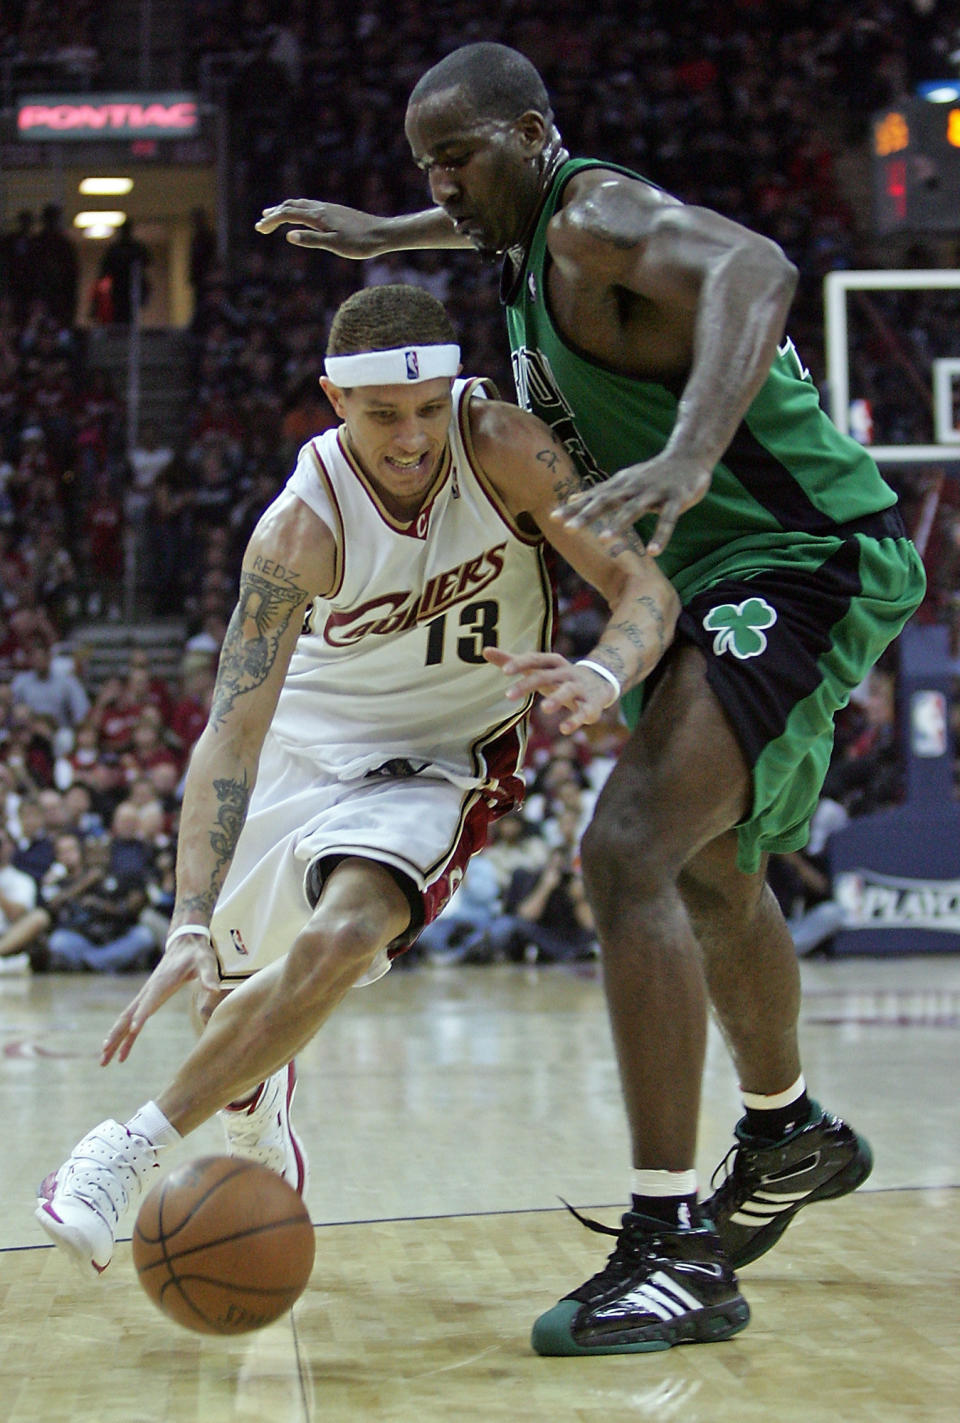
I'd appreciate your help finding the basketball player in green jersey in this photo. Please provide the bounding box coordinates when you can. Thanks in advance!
[257,42,926,1355]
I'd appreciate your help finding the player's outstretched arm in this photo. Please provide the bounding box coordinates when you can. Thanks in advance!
[255,198,472,255]
[550,177,797,551]
[102,492,336,1064]
[472,400,680,735]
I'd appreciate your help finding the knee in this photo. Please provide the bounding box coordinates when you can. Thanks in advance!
[293,906,389,985]
[581,798,669,904]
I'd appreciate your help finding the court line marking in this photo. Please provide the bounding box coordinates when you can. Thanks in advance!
[6,1181,958,1256]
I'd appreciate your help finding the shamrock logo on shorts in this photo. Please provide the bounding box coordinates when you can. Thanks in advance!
[702,597,777,659]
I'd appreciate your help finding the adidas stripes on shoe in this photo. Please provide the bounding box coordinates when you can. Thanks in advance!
[702,1101,873,1268]
[531,1208,749,1355]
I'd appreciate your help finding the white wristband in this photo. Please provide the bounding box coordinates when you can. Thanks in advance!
[577,659,622,708]
[165,923,212,948]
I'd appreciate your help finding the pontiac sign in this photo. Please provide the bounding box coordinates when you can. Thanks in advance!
[17,93,198,140]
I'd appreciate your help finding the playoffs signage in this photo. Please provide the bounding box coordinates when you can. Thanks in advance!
[835,869,960,933]
[17,93,198,140]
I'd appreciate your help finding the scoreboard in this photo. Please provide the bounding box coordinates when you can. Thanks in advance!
[873,96,960,234]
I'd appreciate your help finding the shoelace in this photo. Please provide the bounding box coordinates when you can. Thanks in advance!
[64,1138,150,1225]
[708,1143,744,1204]
[559,1200,653,1291]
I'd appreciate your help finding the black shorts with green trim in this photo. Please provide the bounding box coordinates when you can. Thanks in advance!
[620,506,926,874]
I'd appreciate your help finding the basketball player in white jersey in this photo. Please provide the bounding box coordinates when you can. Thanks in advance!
[37,283,678,1279]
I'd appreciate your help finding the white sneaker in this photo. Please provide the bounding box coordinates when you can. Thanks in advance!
[35,1120,160,1278]
[219,1061,309,1197]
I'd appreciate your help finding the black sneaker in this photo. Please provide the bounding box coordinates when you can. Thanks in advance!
[702,1101,873,1269]
[531,1208,750,1355]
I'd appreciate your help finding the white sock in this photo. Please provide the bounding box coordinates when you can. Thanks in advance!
[740,1073,806,1111]
[125,1101,181,1149]
[630,1168,699,1198]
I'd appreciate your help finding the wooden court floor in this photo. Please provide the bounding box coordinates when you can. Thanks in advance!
[1,955,958,1422]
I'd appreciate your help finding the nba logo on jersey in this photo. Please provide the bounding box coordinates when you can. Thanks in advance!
[405,350,420,380]
[230,926,249,956]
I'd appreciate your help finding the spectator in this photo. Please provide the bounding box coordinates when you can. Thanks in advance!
[10,639,90,731]
[61,781,106,842]
[0,824,50,972]
[91,660,167,758]
[120,713,181,786]
[44,825,156,973]
[53,718,101,791]
[3,704,55,790]
[11,794,56,886]
[96,219,152,325]
[144,461,193,616]
[0,211,35,323]
[81,470,124,620]
[416,852,503,966]
[167,661,213,761]
[30,204,79,329]
[481,810,548,891]
[462,827,597,966]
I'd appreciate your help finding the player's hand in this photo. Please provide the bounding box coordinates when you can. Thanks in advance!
[255,199,384,257]
[484,647,615,734]
[100,932,220,1066]
[555,451,713,555]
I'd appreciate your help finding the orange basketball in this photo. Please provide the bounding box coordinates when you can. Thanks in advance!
[132,1156,315,1334]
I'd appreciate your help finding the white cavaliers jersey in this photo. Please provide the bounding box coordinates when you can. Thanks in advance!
[267,378,554,789]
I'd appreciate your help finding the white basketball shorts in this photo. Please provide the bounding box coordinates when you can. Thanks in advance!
[210,735,505,986]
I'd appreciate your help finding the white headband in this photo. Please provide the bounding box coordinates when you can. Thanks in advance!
[324,344,460,386]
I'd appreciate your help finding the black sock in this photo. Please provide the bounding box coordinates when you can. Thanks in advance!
[631,1192,700,1229]
[742,1090,811,1143]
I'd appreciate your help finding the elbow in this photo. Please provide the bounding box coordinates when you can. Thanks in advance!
[750,238,798,310]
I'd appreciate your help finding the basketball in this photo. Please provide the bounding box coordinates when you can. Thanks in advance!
[132,1156,315,1334]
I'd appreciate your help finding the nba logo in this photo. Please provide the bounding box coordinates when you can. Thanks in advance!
[404,349,420,380]
[911,690,947,757]
[230,926,249,956]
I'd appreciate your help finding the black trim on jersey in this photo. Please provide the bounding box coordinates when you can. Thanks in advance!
[720,419,900,538]
[652,537,866,770]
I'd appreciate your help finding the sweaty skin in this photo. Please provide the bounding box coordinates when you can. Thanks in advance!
[253,77,812,1179]
[99,383,678,1150]
[257,89,797,553]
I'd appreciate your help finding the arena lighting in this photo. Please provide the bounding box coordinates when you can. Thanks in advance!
[73,210,126,228]
[81,224,119,240]
[78,177,133,195]
[916,80,960,102]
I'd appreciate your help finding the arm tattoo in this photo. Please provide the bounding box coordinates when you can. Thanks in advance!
[552,466,585,505]
[607,619,647,655]
[210,570,309,729]
[638,595,669,653]
[207,770,251,896]
[536,447,561,473]
[177,891,219,922]
[603,526,647,559]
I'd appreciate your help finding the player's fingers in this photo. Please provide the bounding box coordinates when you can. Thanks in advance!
[285,228,335,247]
[555,483,639,531]
[644,500,683,556]
[484,647,565,675]
[101,1005,138,1065]
[255,200,320,231]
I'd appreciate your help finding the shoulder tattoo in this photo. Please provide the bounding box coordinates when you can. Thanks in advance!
[210,569,309,729]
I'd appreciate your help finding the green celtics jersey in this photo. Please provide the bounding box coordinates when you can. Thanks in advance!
[504,159,901,596]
